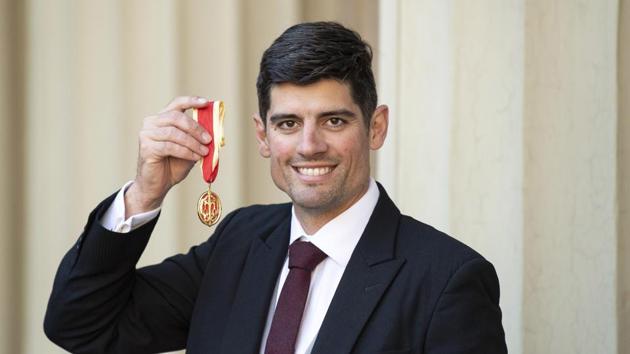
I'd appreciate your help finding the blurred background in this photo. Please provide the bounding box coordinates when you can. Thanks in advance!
[0,0,628,353]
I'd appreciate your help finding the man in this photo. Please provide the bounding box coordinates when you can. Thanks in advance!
[45,22,507,353]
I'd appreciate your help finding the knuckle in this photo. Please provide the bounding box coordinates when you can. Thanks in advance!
[165,126,178,139]
[164,142,176,155]
[176,115,195,132]
[138,131,149,143]
[171,112,184,123]
[162,111,180,125]
[175,145,188,157]
[176,131,188,143]
[178,112,191,123]
[161,111,177,121]
[182,116,194,129]
[157,142,166,154]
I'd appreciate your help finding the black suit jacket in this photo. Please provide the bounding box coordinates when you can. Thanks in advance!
[45,184,507,353]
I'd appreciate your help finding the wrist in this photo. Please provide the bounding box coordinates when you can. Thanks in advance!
[124,182,164,218]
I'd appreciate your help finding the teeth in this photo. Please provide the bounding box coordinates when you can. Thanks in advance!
[297,167,332,176]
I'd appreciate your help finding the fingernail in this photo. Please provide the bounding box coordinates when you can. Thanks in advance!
[197,97,207,103]
[202,132,211,143]
[201,145,209,154]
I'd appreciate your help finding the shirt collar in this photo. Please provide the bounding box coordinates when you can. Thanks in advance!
[290,178,380,268]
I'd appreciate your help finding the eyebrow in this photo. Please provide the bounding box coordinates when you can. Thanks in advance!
[268,109,357,124]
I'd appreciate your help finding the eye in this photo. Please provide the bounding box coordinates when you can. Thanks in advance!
[327,117,346,127]
[277,120,298,129]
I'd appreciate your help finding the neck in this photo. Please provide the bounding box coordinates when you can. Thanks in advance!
[294,182,370,235]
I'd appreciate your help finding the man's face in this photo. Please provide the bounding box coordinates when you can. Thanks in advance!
[254,79,388,219]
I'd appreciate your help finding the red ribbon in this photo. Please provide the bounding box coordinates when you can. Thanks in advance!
[196,102,219,183]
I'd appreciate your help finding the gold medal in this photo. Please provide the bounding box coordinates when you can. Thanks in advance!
[192,100,225,227]
[197,186,222,226]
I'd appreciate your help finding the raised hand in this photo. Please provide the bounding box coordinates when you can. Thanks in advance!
[125,96,212,217]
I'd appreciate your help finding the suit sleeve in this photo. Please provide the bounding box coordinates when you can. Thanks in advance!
[43,192,238,354]
[424,258,507,354]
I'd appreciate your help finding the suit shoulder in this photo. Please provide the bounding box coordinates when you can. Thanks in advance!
[213,202,291,242]
[396,214,486,268]
[230,202,292,224]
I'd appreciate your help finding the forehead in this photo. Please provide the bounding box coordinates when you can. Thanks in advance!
[268,79,361,116]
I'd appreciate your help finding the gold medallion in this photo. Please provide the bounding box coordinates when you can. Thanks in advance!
[197,190,222,226]
[192,100,225,227]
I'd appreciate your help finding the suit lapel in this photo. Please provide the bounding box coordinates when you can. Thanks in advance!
[219,216,290,354]
[312,184,406,354]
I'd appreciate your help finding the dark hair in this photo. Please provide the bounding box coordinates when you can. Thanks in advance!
[256,22,377,125]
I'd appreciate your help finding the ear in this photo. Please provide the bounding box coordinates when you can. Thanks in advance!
[368,105,389,150]
[253,114,271,158]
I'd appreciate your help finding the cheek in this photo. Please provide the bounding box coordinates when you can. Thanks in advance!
[268,146,287,162]
[343,137,369,161]
[268,137,295,160]
[267,144,292,177]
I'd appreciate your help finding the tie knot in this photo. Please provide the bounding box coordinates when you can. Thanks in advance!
[288,241,327,271]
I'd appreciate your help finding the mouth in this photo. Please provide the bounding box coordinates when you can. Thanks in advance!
[291,160,338,180]
[295,166,334,176]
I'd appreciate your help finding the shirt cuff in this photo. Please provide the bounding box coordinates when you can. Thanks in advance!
[100,181,161,233]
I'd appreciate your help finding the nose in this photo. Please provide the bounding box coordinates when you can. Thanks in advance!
[297,123,327,157]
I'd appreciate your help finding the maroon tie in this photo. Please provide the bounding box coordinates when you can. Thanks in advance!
[264,240,327,354]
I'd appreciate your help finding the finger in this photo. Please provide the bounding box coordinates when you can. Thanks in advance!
[153,111,212,145]
[159,96,209,114]
[145,126,209,157]
[149,140,201,162]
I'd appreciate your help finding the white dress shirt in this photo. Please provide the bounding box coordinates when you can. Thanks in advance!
[100,179,380,354]
[100,180,161,232]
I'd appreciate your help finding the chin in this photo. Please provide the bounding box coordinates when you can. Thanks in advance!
[290,189,339,211]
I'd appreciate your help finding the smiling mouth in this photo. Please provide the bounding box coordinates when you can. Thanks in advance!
[295,166,334,176]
